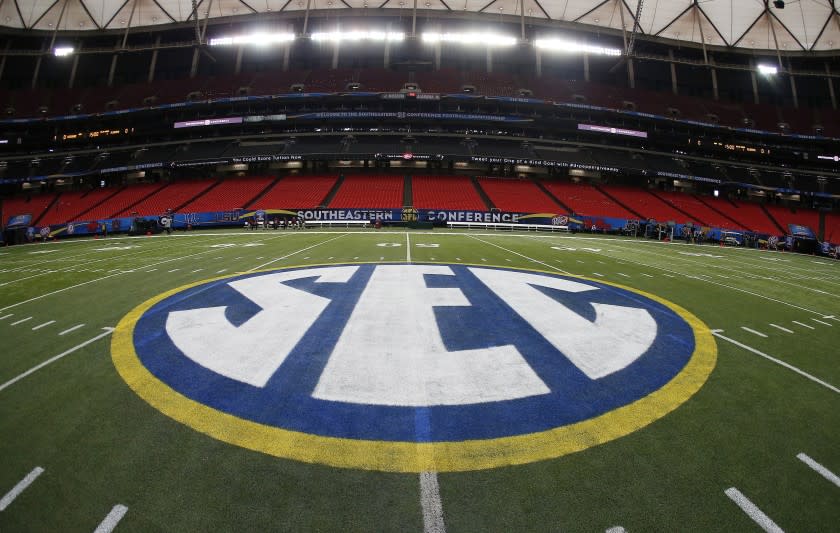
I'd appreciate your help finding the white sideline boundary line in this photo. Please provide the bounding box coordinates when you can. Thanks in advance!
[468,235,572,275]
[0,328,114,393]
[796,453,840,488]
[93,504,129,533]
[58,324,85,336]
[712,330,839,394]
[768,324,793,334]
[724,487,784,533]
[247,233,349,272]
[0,467,44,511]
[741,327,768,338]
[792,321,815,330]
[420,471,446,533]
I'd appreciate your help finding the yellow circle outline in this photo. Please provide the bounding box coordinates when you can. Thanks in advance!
[112,262,717,473]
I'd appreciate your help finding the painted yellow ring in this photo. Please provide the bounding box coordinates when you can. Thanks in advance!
[112,262,717,473]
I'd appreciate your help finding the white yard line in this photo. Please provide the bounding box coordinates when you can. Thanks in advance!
[724,487,784,533]
[792,321,815,330]
[768,324,793,334]
[247,234,349,272]
[617,273,630,277]
[93,504,129,533]
[58,324,85,336]
[741,327,768,338]
[10,317,32,326]
[31,320,56,331]
[796,453,840,488]
[0,314,13,321]
[640,273,654,278]
[605,528,626,533]
[554,243,834,317]
[0,467,45,511]
[406,233,411,263]
[712,330,839,394]
[592,272,605,277]
[467,235,572,275]
[0,246,229,313]
[812,319,832,326]
[420,472,446,533]
[216,269,228,274]
[0,328,114,393]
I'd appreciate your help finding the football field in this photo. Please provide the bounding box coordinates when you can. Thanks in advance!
[0,228,838,532]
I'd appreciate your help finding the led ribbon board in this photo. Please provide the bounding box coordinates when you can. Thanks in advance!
[113,264,716,472]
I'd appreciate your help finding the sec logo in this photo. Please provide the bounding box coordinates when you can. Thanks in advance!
[112,263,716,472]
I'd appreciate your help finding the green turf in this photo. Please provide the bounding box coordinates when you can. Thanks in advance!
[0,229,838,532]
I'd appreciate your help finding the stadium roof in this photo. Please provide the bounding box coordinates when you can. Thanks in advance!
[1,0,839,52]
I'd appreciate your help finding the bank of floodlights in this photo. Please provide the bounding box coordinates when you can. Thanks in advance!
[311,31,405,42]
[421,32,517,47]
[208,32,296,47]
[53,46,74,57]
[534,38,621,56]
[757,64,778,75]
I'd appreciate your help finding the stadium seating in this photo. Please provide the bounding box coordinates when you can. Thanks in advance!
[74,183,164,221]
[1,193,57,224]
[113,180,216,217]
[179,176,274,213]
[543,181,636,219]
[412,175,487,210]
[698,197,780,235]
[825,213,840,243]
[250,175,337,209]
[477,177,560,213]
[763,204,821,234]
[38,188,121,226]
[651,190,746,230]
[599,186,688,223]
[329,175,404,208]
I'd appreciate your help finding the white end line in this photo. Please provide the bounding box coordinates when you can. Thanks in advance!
[741,327,768,338]
[420,471,446,533]
[712,330,839,394]
[0,328,114,393]
[792,321,815,330]
[58,324,85,336]
[93,504,129,533]
[797,453,840,488]
[725,487,784,533]
[10,317,32,326]
[768,324,793,334]
[812,319,832,326]
[0,467,45,511]
[31,320,56,331]
[406,232,411,263]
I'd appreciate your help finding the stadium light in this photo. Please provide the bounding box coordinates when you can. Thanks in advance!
[53,46,74,57]
[311,31,404,43]
[534,38,621,57]
[421,32,517,47]
[757,64,778,75]
[208,32,295,47]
